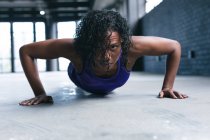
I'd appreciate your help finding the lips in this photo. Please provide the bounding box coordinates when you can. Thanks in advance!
[99,61,113,66]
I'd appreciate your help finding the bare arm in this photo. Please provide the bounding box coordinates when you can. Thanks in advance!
[19,38,76,105]
[131,36,188,99]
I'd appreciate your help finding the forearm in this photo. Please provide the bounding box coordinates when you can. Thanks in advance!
[19,46,46,97]
[162,43,181,90]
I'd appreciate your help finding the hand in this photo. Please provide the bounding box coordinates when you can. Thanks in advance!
[158,88,188,99]
[19,95,53,106]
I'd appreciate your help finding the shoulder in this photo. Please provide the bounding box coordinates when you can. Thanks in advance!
[129,36,146,56]
[124,36,141,71]
[129,36,180,56]
[127,36,143,60]
[62,39,83,72]
[45,38,83,72]
[126,36,153,70]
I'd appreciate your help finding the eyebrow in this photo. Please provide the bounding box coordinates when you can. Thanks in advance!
[110,43,120,46]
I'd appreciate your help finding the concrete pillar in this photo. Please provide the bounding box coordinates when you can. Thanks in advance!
[117,0,128,19]
[127,0,145,29]
[45,17,58,71]
[114,0,145,31]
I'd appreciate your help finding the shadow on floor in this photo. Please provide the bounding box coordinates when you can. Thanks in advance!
[48,87,115,106]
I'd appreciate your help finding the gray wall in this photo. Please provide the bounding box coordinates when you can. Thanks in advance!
[139,0,210,75]
[117,0,145,29]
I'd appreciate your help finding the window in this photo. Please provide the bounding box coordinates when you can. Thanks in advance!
[0,22,11,73]
[57,21,76,71]
[35,22,46,71]
[13,22,34,72]
[0,22,46,73]
[145,0,163,13]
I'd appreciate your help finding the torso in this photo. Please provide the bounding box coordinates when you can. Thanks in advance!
[68,52,130,93]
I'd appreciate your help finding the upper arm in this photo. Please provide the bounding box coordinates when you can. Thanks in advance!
[19,38,76,60]
[130,36,181,57]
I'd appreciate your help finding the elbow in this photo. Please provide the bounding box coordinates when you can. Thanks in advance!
[19,46,25,57]
[19,45,28,58]
[171,40,181,55]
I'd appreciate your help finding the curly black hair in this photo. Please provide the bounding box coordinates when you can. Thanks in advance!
[74,10,131,65]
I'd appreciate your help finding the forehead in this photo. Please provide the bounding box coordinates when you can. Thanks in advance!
[109,32,121,43]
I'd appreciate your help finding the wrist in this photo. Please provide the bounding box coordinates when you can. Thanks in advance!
[162,87,172,90]
[35,93,46,97]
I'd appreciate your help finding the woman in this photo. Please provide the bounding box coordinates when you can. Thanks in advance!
[19,10,188,106]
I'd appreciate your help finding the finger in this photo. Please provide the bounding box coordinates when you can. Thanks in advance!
[33,98,42,105]
[174,91,183,99]
[158,91,164,98]
[19,100,28,105]
[182,94,188,98]
[20,99,29,104]
[169,90,178,99]
[19,99,33,106]
[27,98,39,106]
[174,91,188,99]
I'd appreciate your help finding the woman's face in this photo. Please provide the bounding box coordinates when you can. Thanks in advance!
[94,32,122,70]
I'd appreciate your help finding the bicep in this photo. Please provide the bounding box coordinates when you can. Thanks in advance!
[20,38,75,59]
[131,36,180,57]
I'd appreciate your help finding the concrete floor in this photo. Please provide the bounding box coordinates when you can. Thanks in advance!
[0,71,210,140]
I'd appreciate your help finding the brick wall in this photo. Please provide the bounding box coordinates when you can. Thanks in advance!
[139,0,210,75]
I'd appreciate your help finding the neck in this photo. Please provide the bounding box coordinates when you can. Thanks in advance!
[92,63,118,78]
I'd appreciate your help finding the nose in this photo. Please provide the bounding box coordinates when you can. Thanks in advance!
[105,51,111,62]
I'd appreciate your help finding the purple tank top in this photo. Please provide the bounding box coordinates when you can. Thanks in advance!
[67,56,130,94]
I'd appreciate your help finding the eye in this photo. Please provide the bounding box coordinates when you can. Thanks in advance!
[110,45,118,50]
